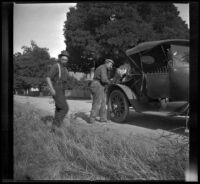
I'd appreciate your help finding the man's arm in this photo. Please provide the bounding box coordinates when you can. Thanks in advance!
[46,64,58,96]
[100,67,111,85]
[46,77,56,96]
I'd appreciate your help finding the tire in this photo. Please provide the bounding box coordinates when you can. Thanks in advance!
[108,90,129,123]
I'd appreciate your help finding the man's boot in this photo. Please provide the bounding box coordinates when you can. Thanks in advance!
[89,118,96,124]
[100,118,111,123]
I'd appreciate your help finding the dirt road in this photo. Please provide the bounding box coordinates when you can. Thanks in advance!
[14,95,188,137]
[14,95,91,115]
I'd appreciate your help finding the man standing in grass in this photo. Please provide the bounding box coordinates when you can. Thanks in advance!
[89,59,114,124]
[46,51,69,132]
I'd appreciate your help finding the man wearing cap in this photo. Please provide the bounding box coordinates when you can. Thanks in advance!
[46,50,70,132]
[89,59,114,124]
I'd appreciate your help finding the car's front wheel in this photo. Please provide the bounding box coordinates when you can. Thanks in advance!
[108,90,129,123]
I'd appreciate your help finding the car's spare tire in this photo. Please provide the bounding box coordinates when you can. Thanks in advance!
[108,90,129,123]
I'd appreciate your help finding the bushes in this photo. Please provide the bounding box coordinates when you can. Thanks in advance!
[28,91,40,97]
[64,75,91,91]
[63,74,80,90]
[41,90,51,96]
[14,74,92,97]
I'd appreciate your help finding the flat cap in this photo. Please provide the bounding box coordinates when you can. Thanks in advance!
[105,58,114,64]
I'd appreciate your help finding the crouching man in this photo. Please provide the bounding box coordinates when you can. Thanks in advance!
[46,51,69,132]
[89,59,114,124]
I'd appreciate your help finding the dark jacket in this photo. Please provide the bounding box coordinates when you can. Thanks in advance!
[47,63,69,88]
[93,64,111,86]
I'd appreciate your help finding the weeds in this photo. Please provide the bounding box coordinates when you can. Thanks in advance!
[14,101,189,180]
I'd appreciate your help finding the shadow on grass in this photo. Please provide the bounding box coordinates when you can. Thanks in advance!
[40,115,54,125]
[73,112,90,123]
[71,110,187,135]
[123,110,188,136]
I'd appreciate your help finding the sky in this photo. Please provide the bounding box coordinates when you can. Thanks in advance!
[174,3,190,27]
[14,3,189,58]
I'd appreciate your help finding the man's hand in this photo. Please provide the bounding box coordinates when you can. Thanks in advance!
[109,78,116,84]
[50,88,56,96]
[46,77,56,96]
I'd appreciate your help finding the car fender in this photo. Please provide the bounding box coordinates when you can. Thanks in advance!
[108,84,137,100]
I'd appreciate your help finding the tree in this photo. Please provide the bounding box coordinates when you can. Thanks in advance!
[63,2,189,72]
[13,41,51,92]
[136,2,189,39]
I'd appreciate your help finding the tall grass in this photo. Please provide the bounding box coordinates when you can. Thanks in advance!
[14,101,189,180]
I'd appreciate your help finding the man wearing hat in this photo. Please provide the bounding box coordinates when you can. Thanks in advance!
[89,58,114,124]
[46,50,70,132]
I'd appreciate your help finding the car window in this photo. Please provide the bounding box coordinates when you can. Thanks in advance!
[171,45,189,66]
[140,46,167,73]
[141,56,155,64]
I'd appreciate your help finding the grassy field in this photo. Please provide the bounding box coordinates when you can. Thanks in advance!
[14,101,189,180]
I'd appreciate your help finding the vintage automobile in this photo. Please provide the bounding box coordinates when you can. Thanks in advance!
[107,39,189,130]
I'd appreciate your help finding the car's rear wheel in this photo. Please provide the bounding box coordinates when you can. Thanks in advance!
[108,90,129,123]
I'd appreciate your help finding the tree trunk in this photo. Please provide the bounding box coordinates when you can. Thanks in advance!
[39,86,43,96]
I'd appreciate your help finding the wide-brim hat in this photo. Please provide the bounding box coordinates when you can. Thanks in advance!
[58,50,69,58]
[105,58,114,65]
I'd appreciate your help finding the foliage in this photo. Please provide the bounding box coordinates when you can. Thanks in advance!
[64,75,91,91]
[14,41,52,91]
[63,74,80,90]
[64,2,189,73]
[13,41,85,92]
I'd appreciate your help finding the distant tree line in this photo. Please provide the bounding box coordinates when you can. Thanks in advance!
[13,41,90,94]
[14,41,51,94]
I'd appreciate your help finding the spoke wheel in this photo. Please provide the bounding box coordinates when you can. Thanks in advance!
[108,90,129,122]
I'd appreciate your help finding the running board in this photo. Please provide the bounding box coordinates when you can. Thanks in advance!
[141,111,177,117]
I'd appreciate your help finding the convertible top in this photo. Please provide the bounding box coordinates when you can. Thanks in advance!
[126,39,189,56]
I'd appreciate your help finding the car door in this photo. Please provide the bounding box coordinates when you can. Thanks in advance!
[141,46,170,99]
[169,44,189,101]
